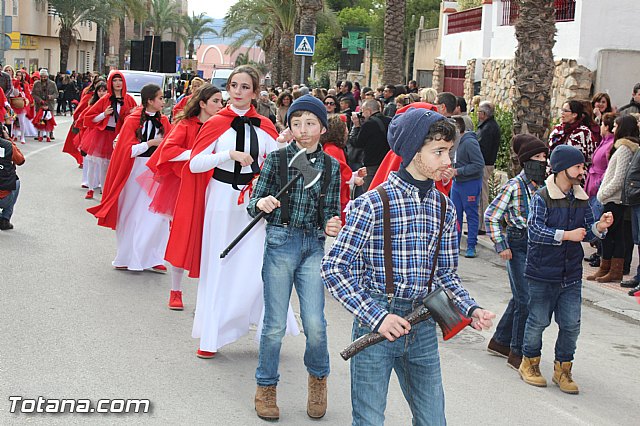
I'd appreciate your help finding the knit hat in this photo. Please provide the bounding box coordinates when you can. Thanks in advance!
[39,68,49,77]
[550,144,585,173]
[286,94,328,129]
[513,134,549,165]
[260,90,269,97]
[388,107,446,167]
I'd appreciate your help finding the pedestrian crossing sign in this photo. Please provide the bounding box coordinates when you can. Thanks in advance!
[294,35,315,56]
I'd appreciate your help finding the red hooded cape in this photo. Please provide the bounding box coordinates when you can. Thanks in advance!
[165,105,278,278]
[62,88,98,163]
[172,95,191,117]
[84,70,137,133]
[368,102,451,194]
[87,107,171,229]
[141,116,204,216]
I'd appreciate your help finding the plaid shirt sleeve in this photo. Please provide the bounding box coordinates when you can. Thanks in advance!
[248,150,279,219]
[322,156,342,227]
[527,193,562,246]
[484,182,515,253]
[321,195,389,329]
[435,198,479,316]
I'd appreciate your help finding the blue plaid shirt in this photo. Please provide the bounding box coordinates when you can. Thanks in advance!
[321,172,479,330]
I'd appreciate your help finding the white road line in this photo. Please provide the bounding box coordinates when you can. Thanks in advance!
[23,141,61,159]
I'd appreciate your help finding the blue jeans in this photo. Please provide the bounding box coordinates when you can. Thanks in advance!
[256,225,330,386]
[450,178,482,250]
[350,294,445,426]
[522,279,582,362]
[491,227,529,355]
[0,179,20,220]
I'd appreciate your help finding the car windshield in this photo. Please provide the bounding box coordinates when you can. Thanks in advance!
[211,78,227,90]
[121,73,164,93]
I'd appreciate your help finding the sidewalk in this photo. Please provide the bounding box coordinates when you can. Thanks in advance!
[461,229,640,323]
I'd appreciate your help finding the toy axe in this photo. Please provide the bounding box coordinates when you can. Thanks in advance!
[220,148,321,259]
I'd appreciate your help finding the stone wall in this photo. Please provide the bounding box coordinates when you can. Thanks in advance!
[478,58,593,120]
[432,58,445,93]
[464,59,476,104]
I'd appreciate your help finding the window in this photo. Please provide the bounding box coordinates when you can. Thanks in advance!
[12,0,18,16]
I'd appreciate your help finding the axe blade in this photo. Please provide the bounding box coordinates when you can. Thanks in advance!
[288,148,322,189]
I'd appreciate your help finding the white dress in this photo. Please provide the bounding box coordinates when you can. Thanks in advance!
[112,122,170,270]
[190,106,300,352]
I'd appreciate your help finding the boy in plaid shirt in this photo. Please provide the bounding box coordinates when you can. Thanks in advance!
[322,108,495,425]
[248,95,341,421]
[484,135,548,370]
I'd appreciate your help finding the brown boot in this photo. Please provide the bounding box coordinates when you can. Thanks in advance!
[255,385,279,420]
[507,351,523,371]
[518,356,547,387]
[586,258,611,281]
[553,361,579,394]
[596,258,624,283]
[307,374,327,419]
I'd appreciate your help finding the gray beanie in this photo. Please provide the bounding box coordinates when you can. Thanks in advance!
[388,108,446,167]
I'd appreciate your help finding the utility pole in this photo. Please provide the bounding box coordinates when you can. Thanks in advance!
[0,0,6,65]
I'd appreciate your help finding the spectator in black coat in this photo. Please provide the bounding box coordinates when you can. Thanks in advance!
[476,101,501,234]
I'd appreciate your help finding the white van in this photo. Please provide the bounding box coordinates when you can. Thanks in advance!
[120,70,180,117]
[211,68,233,101]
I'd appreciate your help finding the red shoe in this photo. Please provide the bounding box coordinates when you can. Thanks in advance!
[85,190,94,199]
[149,264,167,274]
[37,136,42,142]
[46,137,51,142]
[168,290,184,310]
[196,349,216,359]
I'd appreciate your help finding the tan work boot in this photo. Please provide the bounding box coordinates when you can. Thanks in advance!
[255,385,279,420]
[586,258,611,281]
[519,356,547,387]
[553,361,579,394]
[307,374,327,419]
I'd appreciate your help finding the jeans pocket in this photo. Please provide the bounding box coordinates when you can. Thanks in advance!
[266,226,290,248]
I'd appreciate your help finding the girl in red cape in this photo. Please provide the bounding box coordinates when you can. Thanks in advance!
[368,102,453,195]
[78,81,109,199]
[62,75,105,167]
[32,102,56,142]
[83,71,136,199]
[166,65,299,358]
[10,70,36,144]
[172,77,205,118]
[320,114,366,225]
[140,82,223,310]
[87,83,172,272]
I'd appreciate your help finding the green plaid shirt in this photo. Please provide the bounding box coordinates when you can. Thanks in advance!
[248,142,341,229]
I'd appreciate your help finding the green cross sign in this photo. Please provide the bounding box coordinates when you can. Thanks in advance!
[341,31,366,55]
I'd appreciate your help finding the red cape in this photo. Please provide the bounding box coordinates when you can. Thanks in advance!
[369,102,451,195]
[87,107,172,229]
[172,95,191,117]
[165,105,278,278]
[84,70,137,133]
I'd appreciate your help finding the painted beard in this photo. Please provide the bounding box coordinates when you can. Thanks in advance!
[564,169,584,186]
[414,152,441,180]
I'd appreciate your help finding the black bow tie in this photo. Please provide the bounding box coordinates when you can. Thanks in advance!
[230,116,262,189]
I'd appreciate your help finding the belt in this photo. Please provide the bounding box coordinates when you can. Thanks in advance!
[105,126,116,131]
[212,168,254,186]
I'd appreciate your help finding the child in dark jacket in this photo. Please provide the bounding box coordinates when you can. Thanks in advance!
[519,144,613,394]
[444,116,485,258]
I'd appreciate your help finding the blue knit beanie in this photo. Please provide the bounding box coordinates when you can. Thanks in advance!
[388,108,446,167]
[550,144,585,173]
[286,94,328,129]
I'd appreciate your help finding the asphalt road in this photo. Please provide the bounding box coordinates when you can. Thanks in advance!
[1,117,638,425]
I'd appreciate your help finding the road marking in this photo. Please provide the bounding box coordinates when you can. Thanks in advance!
[24,142,61,159]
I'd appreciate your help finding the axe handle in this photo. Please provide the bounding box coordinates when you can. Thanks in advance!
[220,172,302,259]
[340,305,432,361]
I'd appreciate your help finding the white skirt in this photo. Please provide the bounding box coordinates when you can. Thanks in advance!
[193,177,300,352]
[112,157,170,270]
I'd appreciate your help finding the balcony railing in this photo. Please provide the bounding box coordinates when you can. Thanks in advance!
[447,6,483,34]
[501,0,576,26]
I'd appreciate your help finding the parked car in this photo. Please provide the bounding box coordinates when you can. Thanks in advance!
[119,70,180,117]
[211,68,233,101]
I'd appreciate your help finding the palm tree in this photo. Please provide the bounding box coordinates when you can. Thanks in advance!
[223,0,297,86]
[513,0,556,139]
[109,0,147,69]
[180,13,217,60]
[146,0,182,39]
[41,0,106,73]
[383,0,406,85]
[296,0,323,84]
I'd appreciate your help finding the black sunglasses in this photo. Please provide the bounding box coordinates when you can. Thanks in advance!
[325,101,335,105]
